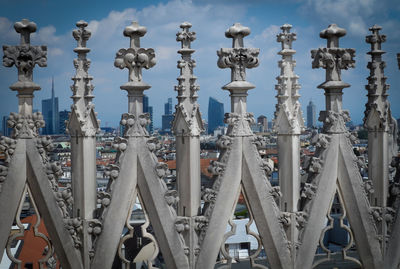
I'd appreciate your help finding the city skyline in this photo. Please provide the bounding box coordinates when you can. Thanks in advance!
[0,0,399,129]
[208,96,224,134]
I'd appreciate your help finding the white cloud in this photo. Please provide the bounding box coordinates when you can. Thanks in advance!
[300,0,381,36]
[260,25,281,40]
[247,25,280,48]
[36,25,60,43]
[348,18,368,36]
[0,17,12,33]
[49,48,63,56]
[154,46,176,60]
[0,17,19,43]
[88,8,137,41]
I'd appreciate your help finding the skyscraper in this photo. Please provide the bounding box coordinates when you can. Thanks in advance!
[143,95,153,133]
[162,114,174,133]
[162,97,174,133]
[208,97,224,135]
[42,77,59,135]
[307,100,316,129]
[148,106,154,133]
[164,97,172,115]
[59,110,70,134]
[2,116,11,136]
[257,115,268,132]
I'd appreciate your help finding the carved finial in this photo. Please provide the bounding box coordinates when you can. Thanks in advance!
[114,21,156,136]
[73,20,91,51]
[114,21,155,87]
[277,24,296,51]
[67,20,99,137]
[311,24,355,89]
[366,25,386,54]
[225,23,250,49]
[312,24,355,133]
[177,22,196,50]
[172,22,204,137]
[274,24,304,134]
[123,21,147,49]
[364,25,391,132]
[14,19,37,45]
[218,23,259,85]
[3,19,47,117]
[320,24,346,48]
[218,23,259,136]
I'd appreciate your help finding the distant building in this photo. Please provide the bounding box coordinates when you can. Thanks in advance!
[2,116,11,136]
[162,114,174,133]
[143,95,153,133]
[208,97,224,135]
[162,97,173,133]
[42,77,59,135]
[59,110,70,134]
[250,123,263,133]
[268,120,273,130]
[100,127,116,134]
[203,121,208,134]
[257,115,268,132]
[307,100,316,129]
[164,97,172,115]
[213,126,227,136]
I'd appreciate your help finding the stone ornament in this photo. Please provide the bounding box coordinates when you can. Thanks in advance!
[364,25,393,132]
[362,25,399,254]
[114,21,156,137]
[7,111,45,138]
[3,19,47,137]
[73,20,91,51]
[176,22,196,50]
[68,20,100,137]
[3,19,47,93]
[218,23,259,90]
[0,137,16,192]
[311,24,355,133]
[273,24,304,251]
[311,24,355,89]
[172,22,204,137]
[114,21,156,91]
[274,24,304,135]
[217,23,260,137]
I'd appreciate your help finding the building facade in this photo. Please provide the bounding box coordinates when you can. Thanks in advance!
[143,95,153,133]
[162,97,173,133]
[207,97,224,135]
[59,110,69,134]
[307,100,316,128]
[257,115,268,132]
[1,116,11,136]
[165,97,172,115]
[41,78,59,135]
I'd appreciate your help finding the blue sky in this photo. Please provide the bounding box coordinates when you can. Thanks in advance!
[0,0,399,129]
